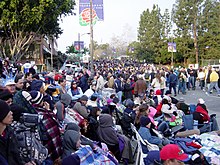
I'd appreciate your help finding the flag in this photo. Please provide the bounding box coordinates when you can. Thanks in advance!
[168,42,177,52]
[74,41,84,52]
[79,0,104,26]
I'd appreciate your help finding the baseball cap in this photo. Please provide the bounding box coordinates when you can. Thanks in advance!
[5,79,16,86]
[160,144,190,162]
[198,98,205,104]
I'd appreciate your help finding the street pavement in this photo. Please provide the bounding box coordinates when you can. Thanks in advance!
[175,86,220,127]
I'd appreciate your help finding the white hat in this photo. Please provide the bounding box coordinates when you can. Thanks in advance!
[5,80,16,86]
[198,98,205,104]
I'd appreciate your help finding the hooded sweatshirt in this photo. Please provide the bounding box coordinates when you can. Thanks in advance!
[62,130,80,159]
[55,93,72,121]
[96,114,119,146]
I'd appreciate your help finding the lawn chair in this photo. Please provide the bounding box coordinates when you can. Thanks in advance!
[130,124,159,165]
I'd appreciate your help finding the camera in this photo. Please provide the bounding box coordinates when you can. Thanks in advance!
[20,113,42,127]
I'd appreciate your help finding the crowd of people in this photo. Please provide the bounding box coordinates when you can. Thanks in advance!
[0,58,219,165]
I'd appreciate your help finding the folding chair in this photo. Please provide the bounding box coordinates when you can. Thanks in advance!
[131,124,159,165]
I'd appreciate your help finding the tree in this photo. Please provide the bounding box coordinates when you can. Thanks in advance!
[198,0,220,60]
[138,5,166,64]
[157,9,172,64]
[172,0,220,64]
[0,0,75,61]
[109,35,127,58]
[172,0,196,64]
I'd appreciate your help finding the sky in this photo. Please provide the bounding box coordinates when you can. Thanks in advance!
[57,0,176,53]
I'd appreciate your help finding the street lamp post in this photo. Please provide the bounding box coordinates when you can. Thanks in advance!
[90,0,94,76]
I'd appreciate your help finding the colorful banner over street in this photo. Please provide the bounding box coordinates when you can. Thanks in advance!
[168,42,177,52]
[79,0,104,26]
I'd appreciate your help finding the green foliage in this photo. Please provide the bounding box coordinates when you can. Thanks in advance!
[136,0,220,66]
[138,5,172,64]
[0,0,75,60]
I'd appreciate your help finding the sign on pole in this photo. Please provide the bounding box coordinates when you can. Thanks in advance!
[74,41,84,52]
[168,42,177,52]
[79,0,104,26]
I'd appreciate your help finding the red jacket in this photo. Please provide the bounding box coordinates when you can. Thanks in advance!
[195,105,210,122]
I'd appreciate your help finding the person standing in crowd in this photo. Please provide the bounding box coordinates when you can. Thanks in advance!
[205,66,212,92]
[151,73,162,92]
[206,68,220,96]
[178,68,187,95]
[114,74,124,103]
[78,71,89,93]
[95,72,105,94]
[160,72,166,96]
[134,74,146,101]
[168,70,177,96]
[149,69,155,84]
[187,65,197,90]
[107,72,115,89]
[198,68,206,91]
[123,78,133,100]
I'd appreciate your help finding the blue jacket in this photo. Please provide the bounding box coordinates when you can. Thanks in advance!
[79,76,89,93]
[168,73,177,84]
[114,79,123,93]
[138,127,162,146]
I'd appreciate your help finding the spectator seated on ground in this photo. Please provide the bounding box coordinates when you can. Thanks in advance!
[164,90,179,104]
[138,116,163,153]
[62,129,81,159]
[67,81,83,101]
[83,81,96,98]
[134,103,150,130]
[86,106,101,141]
[153,89,163,107]
[161,96,179,122]
[193,98,210,125]
[87,94,98,108]
[54,93,72,123]
[97,114,133,164]
[120,99,136,137]
[0,100,33,165]
[176,97,190,115]
[73,95,90,119]
[146,102,171,137]
[29,91,62,161]
[62,122,118,165]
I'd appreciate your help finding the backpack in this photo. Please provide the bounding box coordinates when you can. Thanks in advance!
[13,122,48,164]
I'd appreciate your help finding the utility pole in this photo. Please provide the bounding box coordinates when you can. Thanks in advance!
[78,33,80,53]
[90,0,94,76]
[50,37,54,70]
